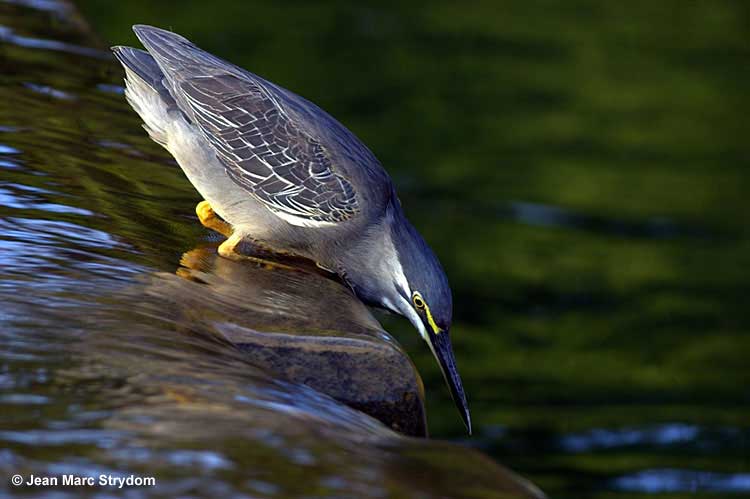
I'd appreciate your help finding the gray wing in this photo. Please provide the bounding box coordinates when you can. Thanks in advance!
[133,25,359,225]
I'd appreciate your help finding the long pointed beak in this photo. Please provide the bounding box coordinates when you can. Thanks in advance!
[427,329,472,434]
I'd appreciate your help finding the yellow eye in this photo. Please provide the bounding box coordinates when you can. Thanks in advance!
[412,293,426,310]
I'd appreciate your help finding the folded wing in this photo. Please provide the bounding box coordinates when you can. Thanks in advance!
[133,25,359,226]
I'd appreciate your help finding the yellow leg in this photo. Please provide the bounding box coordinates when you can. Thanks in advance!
[191,201,294,270]
[196,200,233,237]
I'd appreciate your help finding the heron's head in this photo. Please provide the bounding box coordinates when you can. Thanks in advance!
[383,207,471,434]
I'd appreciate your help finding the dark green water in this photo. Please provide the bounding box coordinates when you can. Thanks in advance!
[2,0,749,497]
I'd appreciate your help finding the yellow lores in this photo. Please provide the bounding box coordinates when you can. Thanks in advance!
[412,292,442,334]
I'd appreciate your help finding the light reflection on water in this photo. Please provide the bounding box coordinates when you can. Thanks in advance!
[613,469,750,494]
[504,200,705,239]
[0,24,110,58]
[0,144,21,154]
[560,423,702,452]
[0,183,94,215]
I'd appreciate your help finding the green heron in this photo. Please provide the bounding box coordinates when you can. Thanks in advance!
[113,25,471,433]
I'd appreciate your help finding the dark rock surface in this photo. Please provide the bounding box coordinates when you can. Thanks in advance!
[156,245,428,437]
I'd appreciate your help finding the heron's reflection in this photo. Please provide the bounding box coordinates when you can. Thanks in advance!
[172,244,427,436]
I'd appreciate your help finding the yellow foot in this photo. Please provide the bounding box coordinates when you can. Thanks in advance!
[196,200,233,237]
[217,232,245,261]
[217,232,296,270]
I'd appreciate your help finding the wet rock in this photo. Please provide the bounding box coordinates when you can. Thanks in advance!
[150,245,428,437]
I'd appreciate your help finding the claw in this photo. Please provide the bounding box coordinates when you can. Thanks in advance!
[217,232,244,260]
[217,232,296,270]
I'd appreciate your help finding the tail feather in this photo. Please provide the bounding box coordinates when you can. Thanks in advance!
[112,45,175,147]
[112,46,161,87]
[112,46,176,103]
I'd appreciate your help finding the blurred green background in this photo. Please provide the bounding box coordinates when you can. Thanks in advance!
[77,0,750,495]
[1,0,748,497]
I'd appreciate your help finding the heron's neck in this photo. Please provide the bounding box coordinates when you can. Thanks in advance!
[336,202,409,311]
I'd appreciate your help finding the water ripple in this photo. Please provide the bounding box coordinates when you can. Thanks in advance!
[96,83,125,94]
[504,200,712,239]
[613,468,750,494]
[0,159,22,169]
[4,0,71,14]
[0,183,93,215]
[0,393,49,404]
[0,143,21,154]
[560,423,701,452]
[0,429,124,446]
[0,218,120,249]
[0,25,110,59]
[24,82,76,100]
